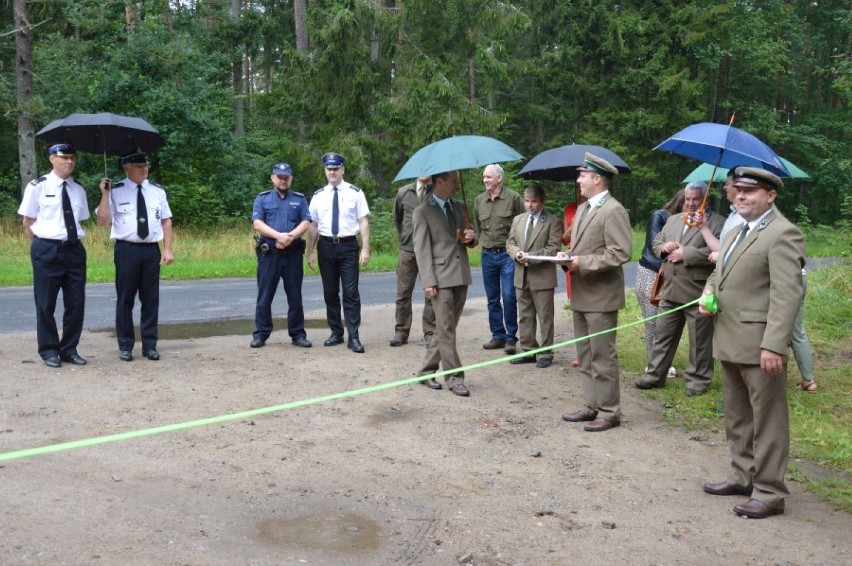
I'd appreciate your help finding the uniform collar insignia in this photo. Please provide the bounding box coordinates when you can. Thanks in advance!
[596,196,607,208]
[758,218,771,230]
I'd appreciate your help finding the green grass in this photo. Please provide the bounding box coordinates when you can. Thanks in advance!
[618,261,851,511]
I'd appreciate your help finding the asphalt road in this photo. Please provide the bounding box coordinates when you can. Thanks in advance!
[0,264,637,334]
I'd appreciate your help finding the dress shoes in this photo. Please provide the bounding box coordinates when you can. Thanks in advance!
[703,482,752,496]
[449,383,470,397]
[584,418,620,432]
[510,355,536,365]
[634,377,664,390]
[59,352,87,365]
[348,338,365,353]
[420,378,442,390]
[143,349,160,361]
[250,338,266,348]
[482,338,506,350]
[562,409,597,422]
[44,356,61,368]
[734,499,784,519]
[536,358,552,369]
[389,336,407,347]
[119,350,133,362]
[292,336,312,348]
[685,388,708,397]
[323,334,344,347]
[504,340,517,354]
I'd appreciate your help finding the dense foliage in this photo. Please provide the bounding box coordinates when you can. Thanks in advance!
[2,0,849,230]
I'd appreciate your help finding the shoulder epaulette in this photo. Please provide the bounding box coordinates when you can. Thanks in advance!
[149,180,164,189]
[29,176,46,186]
[112,181,126,189]
[348,184,361,192]
[258,189,271,196]
[314,187,326,195]
[291,190,305,198]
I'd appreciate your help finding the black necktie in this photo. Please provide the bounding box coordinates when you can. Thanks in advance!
[723,223,750,269]
[137,184,149,240]
[61,181,78,244]
[525,215,535,248]
[444,201,457,233]
[332,186,339,236]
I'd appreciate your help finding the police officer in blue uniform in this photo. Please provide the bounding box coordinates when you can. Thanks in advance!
[250,163,312,349]
[97,152,174,362]
[17,143,90,368]
[306,153,371,353]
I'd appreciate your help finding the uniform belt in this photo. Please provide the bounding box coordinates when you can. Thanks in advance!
[320,235,356,243]
[116,240,158,247]
[482,246,506,253]
[35,237,77,247]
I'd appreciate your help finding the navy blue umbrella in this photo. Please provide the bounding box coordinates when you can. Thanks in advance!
[518,144,631,180]
[655,122,790,177]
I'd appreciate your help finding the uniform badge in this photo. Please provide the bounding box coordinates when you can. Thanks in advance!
[757,219,770,230]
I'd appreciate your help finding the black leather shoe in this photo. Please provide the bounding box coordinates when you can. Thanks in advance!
[482,338,506,350]
[703,482,752,496]
[449,383,470,397]
[348,338,365,353]
[420,378,442,390]
[510,355,536,365]
[44,356,61,368]
[634,377,664,390]
[59,352,87,365]
[119,350,133,362]
[536,358,552,368]
[324,335,344,347]
[143,349,160,361]
[389,336,408,347]
[250,338,266,348]
[504,341,517,354]
[292,336,312,348]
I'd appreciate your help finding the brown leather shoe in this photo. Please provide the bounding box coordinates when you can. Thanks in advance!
[584,418,620,432]
[561,409,597,422]
[420,377,442,390]
[449,383,470,397]
[703,482,752,496]
[734,499,784,519]
[482,338,506,350]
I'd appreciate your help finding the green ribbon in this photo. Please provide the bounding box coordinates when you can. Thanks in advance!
[0,298,700,463]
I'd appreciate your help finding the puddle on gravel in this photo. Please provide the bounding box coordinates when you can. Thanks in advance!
[92,318,328,340]
[254,512,380,553]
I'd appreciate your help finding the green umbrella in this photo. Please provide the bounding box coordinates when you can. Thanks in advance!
[682,157,809,183]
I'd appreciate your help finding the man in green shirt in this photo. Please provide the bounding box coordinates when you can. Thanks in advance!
[473,164,525,354]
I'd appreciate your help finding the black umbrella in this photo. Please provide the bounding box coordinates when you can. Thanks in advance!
[518,144,631,181]
[36,112,165,175]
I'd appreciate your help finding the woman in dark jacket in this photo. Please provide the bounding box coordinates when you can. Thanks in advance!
[635,189,684,372]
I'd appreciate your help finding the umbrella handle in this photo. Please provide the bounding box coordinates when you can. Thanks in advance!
[456,202,473,243]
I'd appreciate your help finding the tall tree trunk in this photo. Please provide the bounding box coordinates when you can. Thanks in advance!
[14,0,36,196]
[231,0,245,136]
[294,0,308,53]
[467,58,475,103]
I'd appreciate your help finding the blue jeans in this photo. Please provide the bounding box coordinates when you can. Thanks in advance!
[481,249,518,342]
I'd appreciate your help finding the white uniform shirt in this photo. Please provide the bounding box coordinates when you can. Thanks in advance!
[17,172,90,240]
[309,181,370,237]
[98,178,173,243]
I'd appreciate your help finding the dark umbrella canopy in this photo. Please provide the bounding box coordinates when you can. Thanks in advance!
[35,112,165,157]
[518,144,631,181]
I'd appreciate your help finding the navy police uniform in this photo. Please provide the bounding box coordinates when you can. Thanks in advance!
[252,164,311,344]
[17,144,90,365]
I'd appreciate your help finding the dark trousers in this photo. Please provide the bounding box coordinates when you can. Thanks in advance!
[317,237,361,339]
[254,251,306,341]
[114,240,161,352]
[30,237,86,359]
